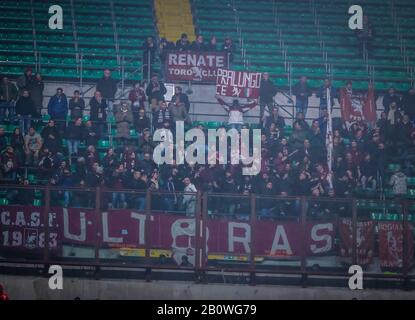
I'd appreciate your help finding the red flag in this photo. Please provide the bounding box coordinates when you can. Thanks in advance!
[340,87,353,122]
[363,85,376,123]
[339,219,375,265]
[340,84,376,122]
[378,222,413,269]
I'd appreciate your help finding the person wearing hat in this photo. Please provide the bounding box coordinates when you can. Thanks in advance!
[216,95,258,131]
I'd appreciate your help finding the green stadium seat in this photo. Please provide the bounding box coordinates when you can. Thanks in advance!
[98,140,110,148]
[407,189,415,199]
[407,177,415,186]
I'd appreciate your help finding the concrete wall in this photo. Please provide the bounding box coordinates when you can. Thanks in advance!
[1,275,414,300]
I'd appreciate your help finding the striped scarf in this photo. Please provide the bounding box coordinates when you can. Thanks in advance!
[158,108,170,124]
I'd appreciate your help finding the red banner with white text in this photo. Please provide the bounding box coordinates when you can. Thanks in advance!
[0,206,336,262]
[165,51,228,82]
[378,221,413,269]
[339,219,375,265]
[215,68,262,99]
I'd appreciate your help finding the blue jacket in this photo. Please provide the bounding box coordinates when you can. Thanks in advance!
[48,94,68,118]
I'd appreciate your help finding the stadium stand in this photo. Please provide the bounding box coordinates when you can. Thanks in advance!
[0,0,156,81]
[155,0,196,42]
[192,0,415,90]
[1,0,415,289]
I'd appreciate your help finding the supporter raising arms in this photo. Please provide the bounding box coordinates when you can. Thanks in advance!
[215,95,258,131]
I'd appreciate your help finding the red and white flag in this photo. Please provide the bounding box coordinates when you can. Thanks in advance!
[340,83,376,123]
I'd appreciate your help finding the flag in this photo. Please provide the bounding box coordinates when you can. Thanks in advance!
[340,83,376,123]
[363,85,377,123]
[326,88,333,189]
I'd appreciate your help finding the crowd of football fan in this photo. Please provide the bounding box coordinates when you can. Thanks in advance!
[1,37,415,214]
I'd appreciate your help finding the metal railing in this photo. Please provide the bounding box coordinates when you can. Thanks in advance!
[0,184,414,287]
[69,0,80,74]
[109,0,121,72]
[29,0,38,72]
[389,0,412,75]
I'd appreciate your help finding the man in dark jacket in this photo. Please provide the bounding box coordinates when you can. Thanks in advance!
[146,74,167,109]
[89,90,107,136]
[0,76,18,122]
[176,33,191,52]
[152,102,171,130]
[259,72,277,123]
[317,78,337,115]
[16,67,35,92]
[382,87,401,114]
[143,36,157,80]
[40,120,61,154]
[83,120,100,146]
[15,89,38,135]
[69,90,85,119]
[30,73,44,114]
[293,76,312,117]
[89,90,107,122]
[264,107,285,131]
[171,86,190,112]
[47,88,68,134]
[222,36,235,64]
[401,87,415,121]
[65,117,84,158]
[96,68,117,116]
[159,38,175,79]
[135,108,151,134]
[356,15,375,57]
[191,35,206,51]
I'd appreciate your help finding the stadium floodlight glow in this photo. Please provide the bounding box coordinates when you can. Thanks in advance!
[153,121,261,175]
